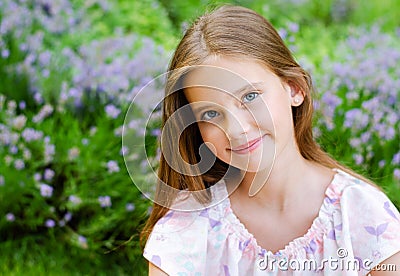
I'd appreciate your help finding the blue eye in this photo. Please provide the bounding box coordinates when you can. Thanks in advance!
[243,92,259,103]
[201,110,219,121]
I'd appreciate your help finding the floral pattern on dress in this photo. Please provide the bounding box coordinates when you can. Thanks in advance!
[143,169,400,275]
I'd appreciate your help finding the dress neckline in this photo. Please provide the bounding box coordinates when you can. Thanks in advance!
[220,168,342,257]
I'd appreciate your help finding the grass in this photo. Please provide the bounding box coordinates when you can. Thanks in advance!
[0,234,148,275]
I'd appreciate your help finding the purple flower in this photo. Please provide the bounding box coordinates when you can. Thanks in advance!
[89,127,97,136]
[140,159,149,173]
[312,26,399,166]
[68,88,81,98]
[277,28,288,39]
[322,93,342,114]
[19,101,26,110]
[34,173,41,182]
[33,93,43,104]
[44,168,55,181]
[128,120,140,129]
[120,146,128,156]
[22,128,43,142]
[106,160,120,173]
[287,22,299,33]
[64,212,72,222]
[360,132,371,143]
[6,213,15,222]
[42,69,50,78]
[19,43,28,52]
[151,128,161,137]
[9,146,18,154]
[78,235,88,249]
[40,183,53,197]
[1,49,10,58]
[126,203,135,212]
[344,109,368,129]
[394,169,400,180]
[13,115,27,130]
[98,196,112,208]
[14,159,25,170]
[33,104,54,123]
[349,138,361,148]
[44,144,55,163]
[0,175,4,186]
[392,152,400,165]
[386,112,398,125]
[353,154,364,165]
[7,100,16,112]
[68,195,82,205]
[38,50,51,67]
[105,104,121,119]
[379,126,395,140]
[45,219,56,228]
[113,126,123,137]
[78,235,87,244]
[68,147,80,160]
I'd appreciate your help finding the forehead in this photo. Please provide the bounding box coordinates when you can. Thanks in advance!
[182,57,276,102]
[183,65,248,96]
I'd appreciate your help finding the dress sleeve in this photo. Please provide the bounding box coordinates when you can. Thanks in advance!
[143,209,207,275]
[339,180,400,273]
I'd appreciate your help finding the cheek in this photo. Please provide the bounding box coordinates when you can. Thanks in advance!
[248,99,274,132]
[253,93,292,136]
[198,123,229,155]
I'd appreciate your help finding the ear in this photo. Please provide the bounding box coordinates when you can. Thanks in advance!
[284,81,304,107]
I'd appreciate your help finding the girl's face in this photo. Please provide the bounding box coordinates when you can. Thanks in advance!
[183,56,303,172]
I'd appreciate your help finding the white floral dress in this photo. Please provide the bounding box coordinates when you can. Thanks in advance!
[143,169,400,275]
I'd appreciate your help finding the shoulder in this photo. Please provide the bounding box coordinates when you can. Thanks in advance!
[143,181,229,275]
[328,168,400,225]
[149,180,229,234]
[328,169,400,273]
[327,169,395,207]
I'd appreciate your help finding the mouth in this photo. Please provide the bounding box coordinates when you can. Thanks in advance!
[229,135,266,154]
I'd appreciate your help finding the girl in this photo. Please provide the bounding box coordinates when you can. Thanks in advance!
[141,5,400,275]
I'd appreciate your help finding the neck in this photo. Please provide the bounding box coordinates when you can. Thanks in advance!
[230,142,324,212]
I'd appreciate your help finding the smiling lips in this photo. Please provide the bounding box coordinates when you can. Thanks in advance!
[230,135,265,154]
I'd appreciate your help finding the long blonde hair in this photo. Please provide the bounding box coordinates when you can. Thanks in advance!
[140,5,376,246]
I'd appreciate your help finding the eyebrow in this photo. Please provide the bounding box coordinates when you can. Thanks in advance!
[233,81,264,97]
[190,82,264,114]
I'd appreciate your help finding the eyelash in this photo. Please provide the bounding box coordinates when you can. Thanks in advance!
[243,91,260,103]
[200,91,261,121]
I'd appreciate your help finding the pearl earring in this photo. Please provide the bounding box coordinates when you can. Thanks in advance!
[294,98,300,104]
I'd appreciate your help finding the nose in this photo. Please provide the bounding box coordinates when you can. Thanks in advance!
[223,107,254,139]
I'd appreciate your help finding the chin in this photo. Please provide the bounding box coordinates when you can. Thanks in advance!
[229,158,271,173]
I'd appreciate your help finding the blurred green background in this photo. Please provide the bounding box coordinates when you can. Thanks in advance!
[0,0,399,275]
